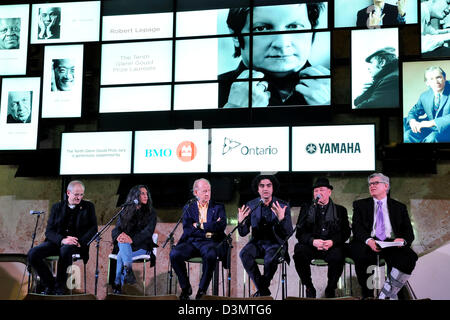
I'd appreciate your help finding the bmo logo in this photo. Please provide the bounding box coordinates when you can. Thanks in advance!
[176,141,197,162]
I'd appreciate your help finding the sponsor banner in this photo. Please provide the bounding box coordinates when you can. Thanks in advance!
[210,127,289,172]
[60,131,132,175]
[292,124,375,172]
[134,129,208,173]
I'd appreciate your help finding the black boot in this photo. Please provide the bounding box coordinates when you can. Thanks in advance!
[123,265,136,285]
[180,285,192,300]
[112,282,122,294]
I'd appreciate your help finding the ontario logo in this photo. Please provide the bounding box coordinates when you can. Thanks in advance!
[176,141,197,162]
[222,137,278,156]
[222,137,241,155]
[306,142,361,154]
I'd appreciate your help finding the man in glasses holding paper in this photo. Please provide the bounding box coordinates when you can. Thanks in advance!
[349,173,418,299]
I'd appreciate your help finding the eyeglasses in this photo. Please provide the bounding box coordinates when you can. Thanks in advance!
[70,193,84,197]
[368,181,384,187]
[55,67,75,76]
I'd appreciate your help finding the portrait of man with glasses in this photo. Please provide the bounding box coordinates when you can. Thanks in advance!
[52,59,75,91]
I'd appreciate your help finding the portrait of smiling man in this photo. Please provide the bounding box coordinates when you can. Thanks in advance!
[219,2,330,108]
[52,59,75,91]
[0,17,20,50]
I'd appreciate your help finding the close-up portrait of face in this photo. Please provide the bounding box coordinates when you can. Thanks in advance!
[237,4,314,78]
[0,18,20,50]
[53,59,75,91]
[7,91,32,123]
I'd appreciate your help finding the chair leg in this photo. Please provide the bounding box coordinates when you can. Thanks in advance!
[143,260,147,296]
[154,264,157,296]
[84,263,87,294]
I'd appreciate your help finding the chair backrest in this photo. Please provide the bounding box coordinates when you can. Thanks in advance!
[152,233,158,256]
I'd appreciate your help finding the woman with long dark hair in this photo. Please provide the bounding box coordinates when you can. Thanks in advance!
[111,185,157,294]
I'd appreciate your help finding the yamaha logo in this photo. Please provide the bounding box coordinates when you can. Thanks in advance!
[305,142,361,154]
[306,143,317,154]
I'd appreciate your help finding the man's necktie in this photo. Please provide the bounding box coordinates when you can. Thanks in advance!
[434,93,440,113]
[375,200,386,241]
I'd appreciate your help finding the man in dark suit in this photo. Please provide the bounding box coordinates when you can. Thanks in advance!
[404,66,450,142]
[349,173,418,299]
[169,178,227,300]
[238,174,293,297]
[354,47,399,109]
[356,0,407,28]
[27,180,98,295]
[293,178,351,298]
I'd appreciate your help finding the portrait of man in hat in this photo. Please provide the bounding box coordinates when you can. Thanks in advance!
[353,46,399,109]
[293,177,350,298]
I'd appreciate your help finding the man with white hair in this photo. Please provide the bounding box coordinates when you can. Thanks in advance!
[27,180,98,295]
[349,173,418,299]
[170,178,227,300]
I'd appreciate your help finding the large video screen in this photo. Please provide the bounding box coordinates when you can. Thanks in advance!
[351,28,399,109]
[0,77,40,150]
[334,0,418,28]
[60,131,132,175]
[402,60,450,143]
[0,4,29,75]
[210,127,289,172]
[99,2,330,113]
[292,124,375,172]
[134,129,209,173]
[41,44,84,118]
[30,1,100,44]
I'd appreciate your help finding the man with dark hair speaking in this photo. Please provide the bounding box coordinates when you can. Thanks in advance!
[404,66,450,142]
[353,47,399,109]
[219,3,329,108]
[238,174,292,297]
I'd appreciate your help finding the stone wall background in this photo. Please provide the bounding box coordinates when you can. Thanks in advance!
[1,162,449,299]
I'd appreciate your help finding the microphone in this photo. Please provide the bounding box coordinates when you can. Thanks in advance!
[121,199,138,207]
[30,210,45,215]
[313,194,322,205]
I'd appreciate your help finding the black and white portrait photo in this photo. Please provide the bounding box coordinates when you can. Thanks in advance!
[217,2,330,108]
[352,28,399,109]
[7,90,32,123]
[42,45,83,118]
[51,58,75,91]
[0,4,29,75]
[334,0,418,28]
[38,7,60,40]
[0,77,40,150]
[421,0,450,57]
[0,17,20,50]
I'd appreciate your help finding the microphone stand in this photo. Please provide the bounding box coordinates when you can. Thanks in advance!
[271,222,297,300]
[218,200,263,297]
[87,204,127,296]
[162,198,193,295]
[27,212,43,293]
